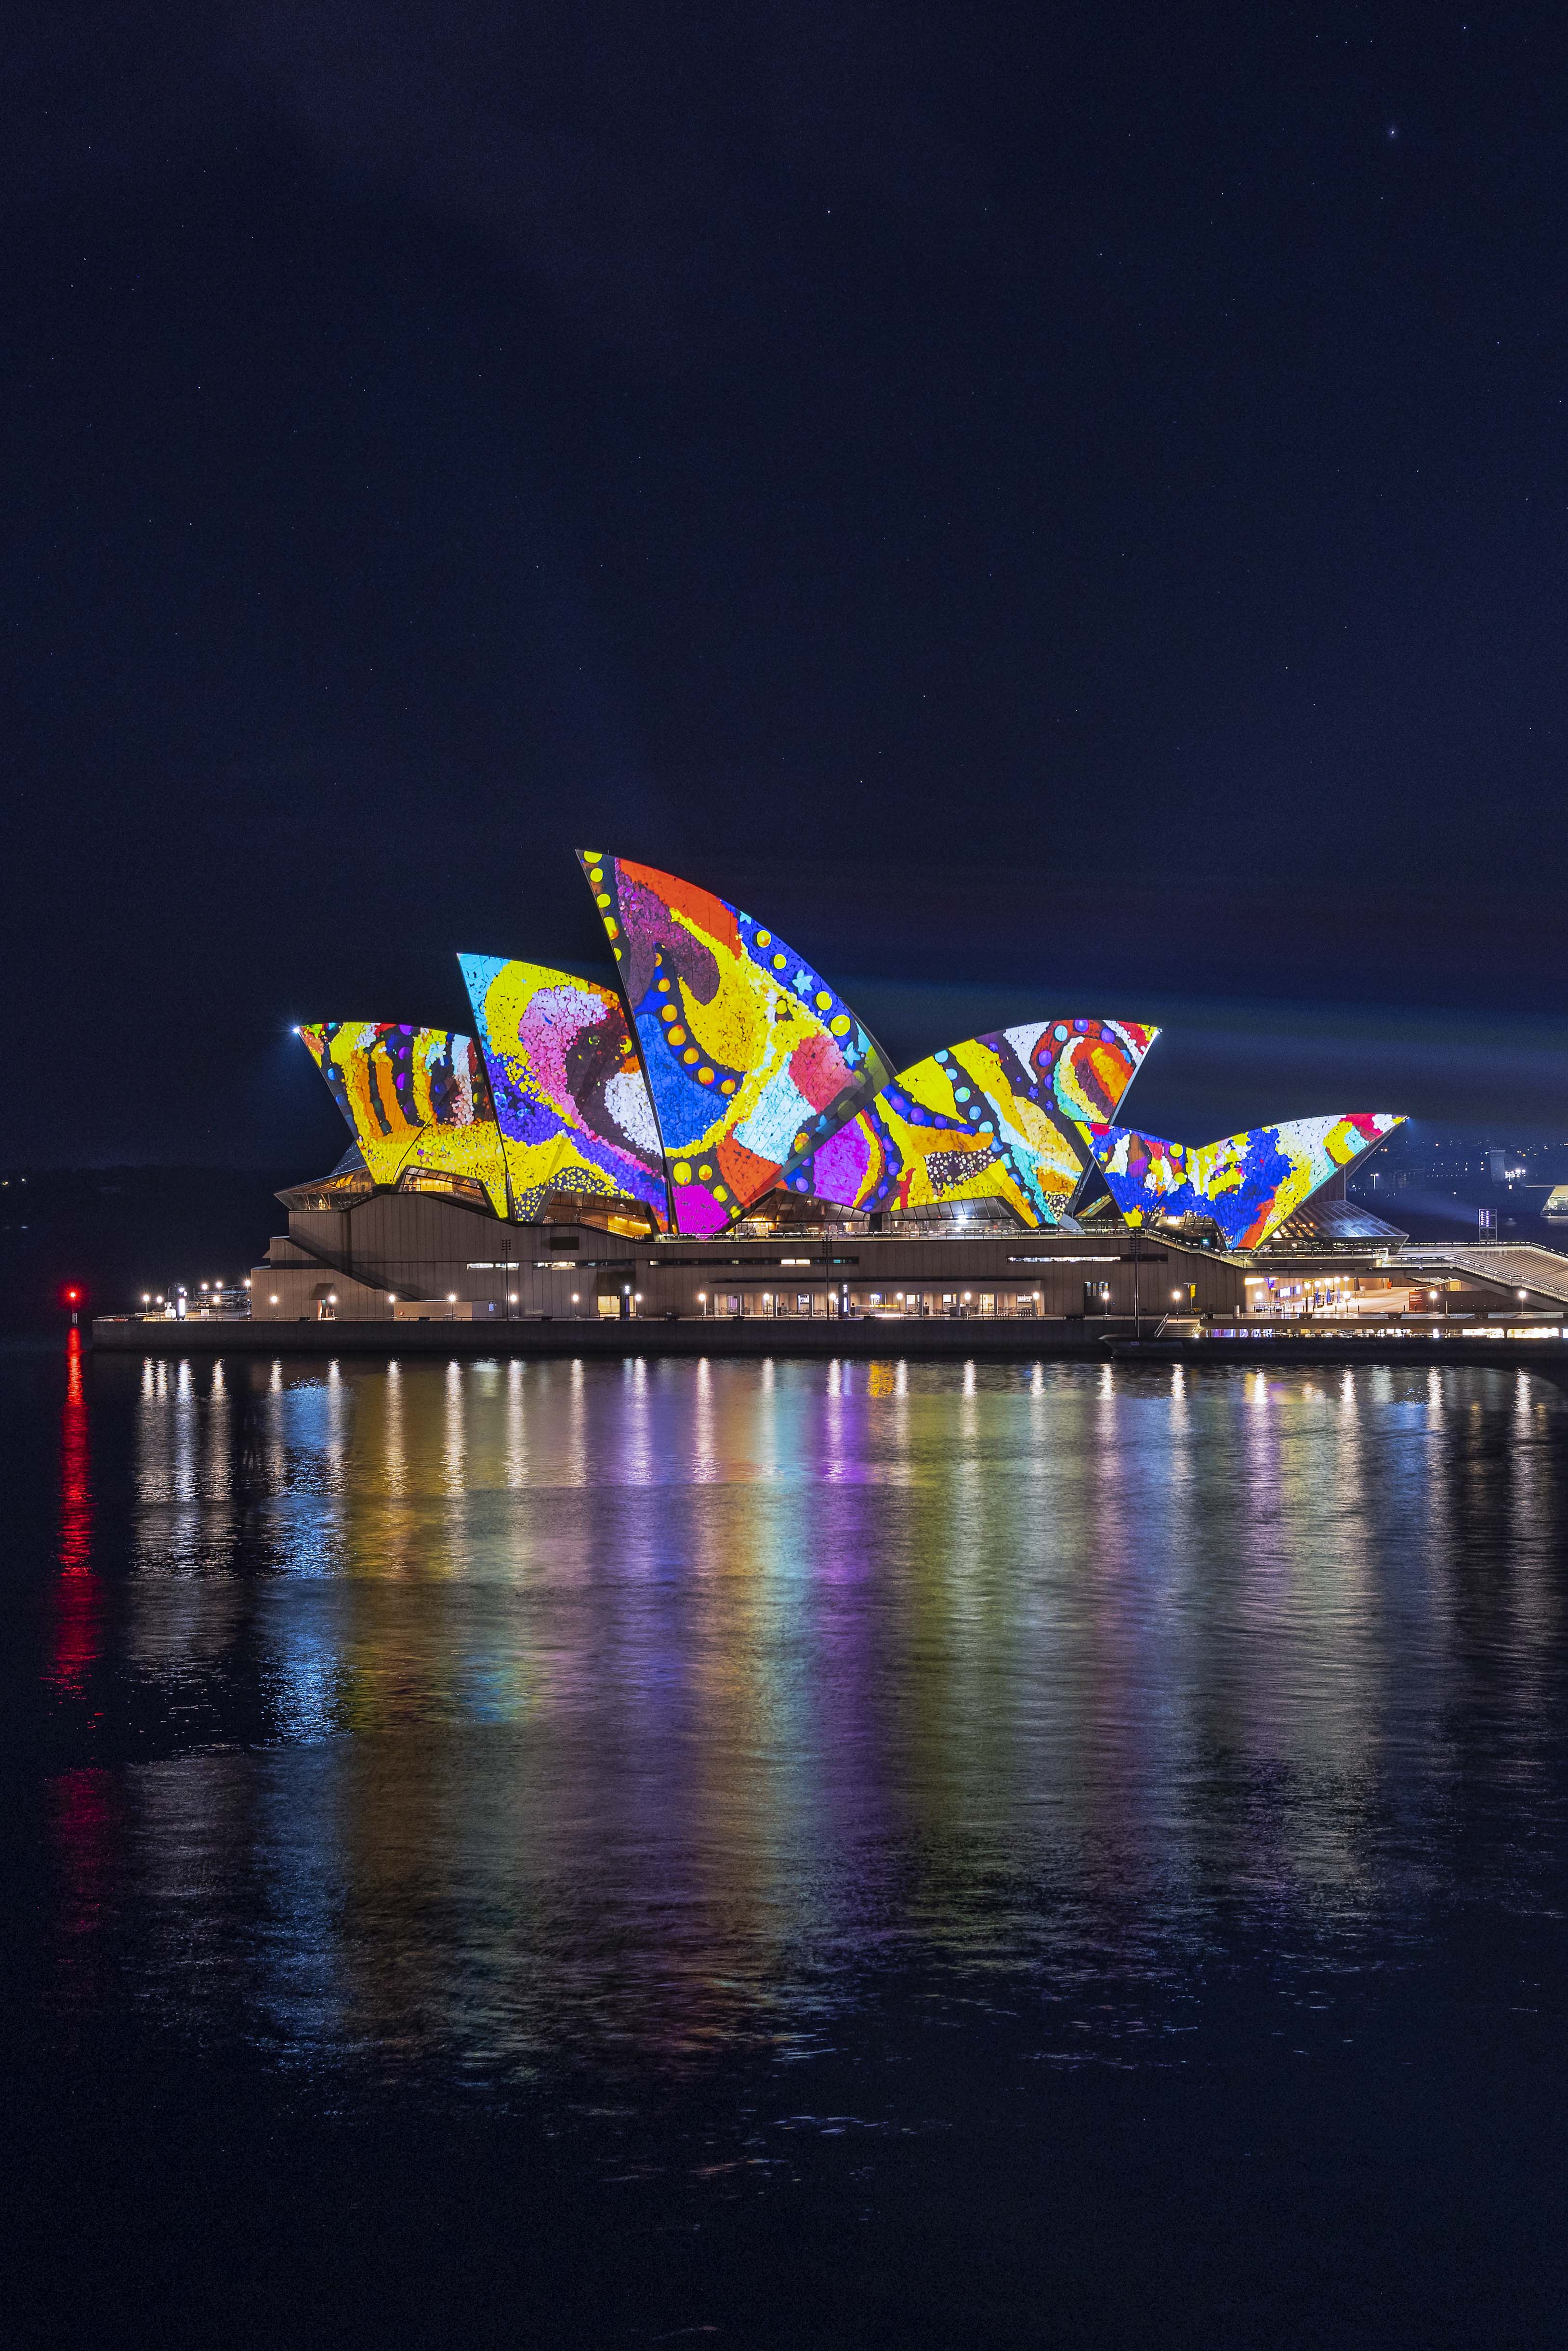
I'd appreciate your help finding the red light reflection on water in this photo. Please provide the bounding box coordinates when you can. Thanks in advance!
[52,1329,101,1694]
[59,1330,90,1566]
[49,1336,119,2001]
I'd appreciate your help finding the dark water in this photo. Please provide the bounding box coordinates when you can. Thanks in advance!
[8,1338,1568,2346]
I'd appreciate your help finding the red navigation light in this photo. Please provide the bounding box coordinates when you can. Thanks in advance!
[63,1286,81,1305]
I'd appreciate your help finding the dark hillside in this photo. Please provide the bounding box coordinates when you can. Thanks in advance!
[0,1168,302,1328]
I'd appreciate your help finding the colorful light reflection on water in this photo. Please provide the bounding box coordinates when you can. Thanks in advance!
[36,1350,1568,2086]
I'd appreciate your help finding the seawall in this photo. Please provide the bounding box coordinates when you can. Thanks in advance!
[90,1316,1568,1381]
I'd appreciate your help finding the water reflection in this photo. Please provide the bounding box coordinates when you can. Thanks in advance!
[45,1353,1568,2077]
[50,1332,103,1709]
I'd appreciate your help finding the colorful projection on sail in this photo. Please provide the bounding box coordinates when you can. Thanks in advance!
[299,1023,509,1216]
[792,1017,1159,1225]
[1082,1113,1405,1249]
[579,851,892,1235]
[459,956,669,1227]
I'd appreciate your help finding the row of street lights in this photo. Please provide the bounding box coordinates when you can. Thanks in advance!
[138,1278,252,1318]
[130,1273,1209,1323]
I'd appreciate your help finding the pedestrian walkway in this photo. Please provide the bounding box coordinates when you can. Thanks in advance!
[1391,1242,1568,1308]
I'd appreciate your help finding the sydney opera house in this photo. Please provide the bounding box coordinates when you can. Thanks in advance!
[237,850,1489,1330]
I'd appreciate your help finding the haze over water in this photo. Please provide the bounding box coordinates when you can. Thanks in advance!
[11,1341,1568,2346]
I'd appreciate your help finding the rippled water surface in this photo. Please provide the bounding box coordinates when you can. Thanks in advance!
[10,1339,1568,2346]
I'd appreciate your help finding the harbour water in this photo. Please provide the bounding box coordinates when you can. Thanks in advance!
[8,1338,1568,2345]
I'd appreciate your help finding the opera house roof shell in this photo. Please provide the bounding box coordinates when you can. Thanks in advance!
[298,852,1402,1250]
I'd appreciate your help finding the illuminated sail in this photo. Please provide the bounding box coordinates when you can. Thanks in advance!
[1081,1113,1406,1249]
[792,1017,1159,1225]
[459,955,669,1227]
[298,1022,509,1216]
[579,851,891,1234]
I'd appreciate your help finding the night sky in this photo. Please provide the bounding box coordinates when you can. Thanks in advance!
[8,5,1568,1166]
